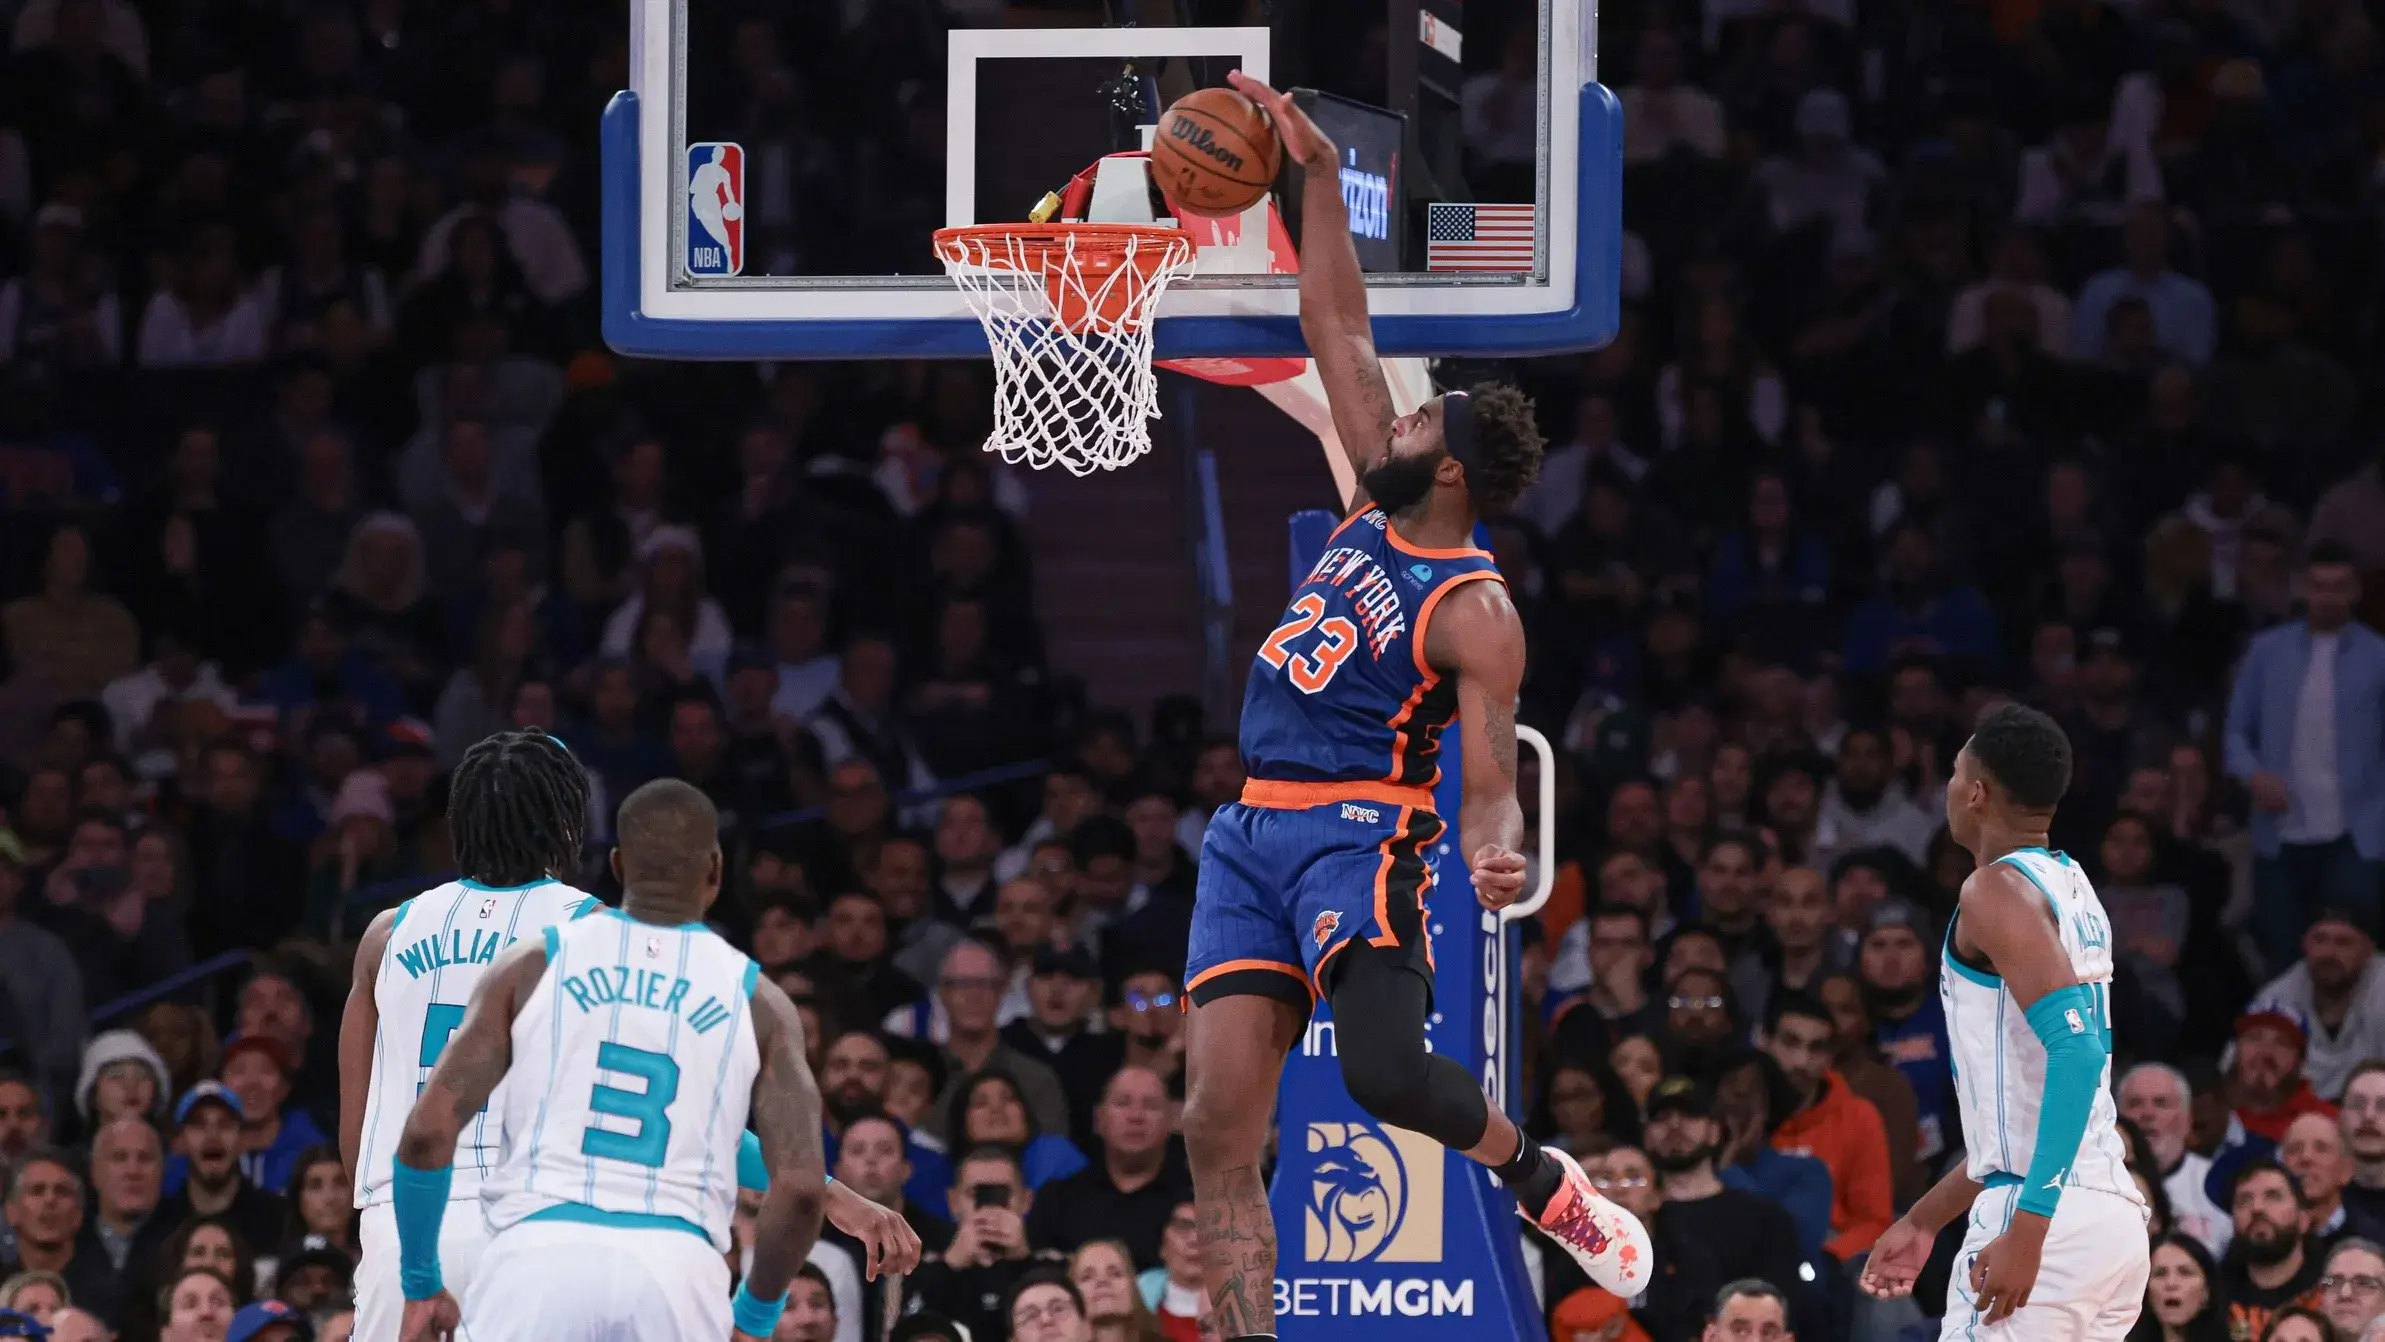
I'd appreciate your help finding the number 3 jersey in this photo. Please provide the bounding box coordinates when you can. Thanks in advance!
[1238,506,1504,790]
[355,878,600,1209]
[1942,848,2140,1206]
[481,909,762,1253]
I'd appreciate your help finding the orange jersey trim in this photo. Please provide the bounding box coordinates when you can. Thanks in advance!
[1385,519,1496,562]
[1240,779,1436,812]
[1187,958,1314,999]
[1409,568,1505,679]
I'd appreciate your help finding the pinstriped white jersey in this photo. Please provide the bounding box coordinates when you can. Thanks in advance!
[355,879,601,1208]
[480,910,761,1252]
[1942,848,2141,1206]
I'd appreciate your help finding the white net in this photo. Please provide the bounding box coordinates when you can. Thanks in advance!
[934,224,1197,476]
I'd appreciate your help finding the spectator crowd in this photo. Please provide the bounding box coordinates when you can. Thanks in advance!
[6,0,2385,1337]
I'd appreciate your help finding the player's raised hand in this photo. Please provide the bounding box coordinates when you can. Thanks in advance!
[1224,71,1337,170]
[398,1291,460,1342]
[1969,1216,2049,1324]
[1857,1217,1934,1299]
[825,1178,924,1279]
[1471,844,1528,910]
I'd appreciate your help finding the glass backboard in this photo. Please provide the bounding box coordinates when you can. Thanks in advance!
[603,0,1618,359]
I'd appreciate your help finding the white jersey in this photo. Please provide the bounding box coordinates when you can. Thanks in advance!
[1942,848,2140,1206]
[481,909,761,1253]
[355,879,601,1208]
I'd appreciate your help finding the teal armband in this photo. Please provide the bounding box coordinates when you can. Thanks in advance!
[736,1131,832,1194]
[392,1159,454,1299]
[732,1280,788,1336]
[739,1131,766,1192]
[2018,984,2109,1219]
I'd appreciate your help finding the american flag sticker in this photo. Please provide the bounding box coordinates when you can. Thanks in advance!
[1426,202,1536,272]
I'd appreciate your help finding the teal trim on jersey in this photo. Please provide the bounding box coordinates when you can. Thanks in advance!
[570,896,602,919]
[599,906,708,932]
[1944,949,2002,989]
[543,925,561,959]
[1996,852,2065,915]
[459,877,560,893]
[522,1200,711,1244]
[741,959,760,997]
[1942,911,2002,987]
[390,896,418,934]
[1982,1172,2023,1189]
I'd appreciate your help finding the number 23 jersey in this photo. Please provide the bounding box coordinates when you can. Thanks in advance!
[1238,506,1504,788]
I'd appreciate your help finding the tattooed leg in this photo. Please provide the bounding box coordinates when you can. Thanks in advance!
[1183,994,1303,1338]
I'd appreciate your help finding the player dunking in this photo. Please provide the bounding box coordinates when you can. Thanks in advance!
[1861,704,2149,1337]
[1177,73,1652,1342]
[342,730,606,1342]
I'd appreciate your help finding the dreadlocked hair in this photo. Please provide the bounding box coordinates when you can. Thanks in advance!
[1465,380,1545,514]
[448,729,590,886]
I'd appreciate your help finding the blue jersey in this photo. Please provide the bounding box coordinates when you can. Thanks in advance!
[1238,506,1503,791]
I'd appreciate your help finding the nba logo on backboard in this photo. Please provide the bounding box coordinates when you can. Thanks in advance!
[685,142,744,277]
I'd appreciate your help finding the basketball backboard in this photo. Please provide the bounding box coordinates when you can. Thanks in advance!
[603,0,1619,360]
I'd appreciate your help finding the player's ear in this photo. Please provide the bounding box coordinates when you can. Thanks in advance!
[707,843,724,891]
[608,846,624,885]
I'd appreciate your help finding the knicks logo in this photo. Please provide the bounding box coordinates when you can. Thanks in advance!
[1312,911,1341,947]
[1304,1121,1443,1263]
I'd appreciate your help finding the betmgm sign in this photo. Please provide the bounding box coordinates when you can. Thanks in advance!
[1270,512,1539,1338]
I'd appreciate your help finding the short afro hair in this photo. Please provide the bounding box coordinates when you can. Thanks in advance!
[1966,702,2072,810]
[1463,381,1544,513]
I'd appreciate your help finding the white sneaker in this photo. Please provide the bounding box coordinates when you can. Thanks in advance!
[1522,1147,1654,1296]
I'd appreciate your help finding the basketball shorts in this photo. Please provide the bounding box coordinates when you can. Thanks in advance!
[1941,1182,2150,1342]
[1185,786,1443,1009]
[356,1200,493,1342]
[459,1219,732,1341]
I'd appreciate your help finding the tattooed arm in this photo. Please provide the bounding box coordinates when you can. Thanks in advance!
[1225,72,1394,511]
[736,976,828,1342]
[339,906,399,1182]
[1430,579,1529,909]
[395,938,546,1170]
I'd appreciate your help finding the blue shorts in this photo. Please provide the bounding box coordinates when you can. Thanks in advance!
[1185,785,1445,1009]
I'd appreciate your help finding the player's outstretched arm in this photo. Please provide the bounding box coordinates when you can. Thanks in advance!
[339,906,400,1184]
[1861,1163,1984,1299]
[1430,581,1529,909]
[1227,71,1396,511]
[1954,862,2110,1323]
[734,976,829,1342]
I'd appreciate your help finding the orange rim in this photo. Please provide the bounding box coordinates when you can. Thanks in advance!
[933,223,1192,275]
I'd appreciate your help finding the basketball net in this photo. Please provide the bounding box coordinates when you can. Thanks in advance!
[933,218,1194,476]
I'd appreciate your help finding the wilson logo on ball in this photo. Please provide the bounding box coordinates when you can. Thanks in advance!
[1168,117,1246,172]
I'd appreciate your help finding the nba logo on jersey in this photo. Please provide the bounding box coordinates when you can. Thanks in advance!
[685,143,744,277]
[478,897,497,919]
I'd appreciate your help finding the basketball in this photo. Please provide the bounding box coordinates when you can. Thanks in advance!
[1149,86,1281,217]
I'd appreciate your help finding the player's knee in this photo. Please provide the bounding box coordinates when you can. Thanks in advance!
[1334,1024,1431,1124]
[1180,1089,1250,1169]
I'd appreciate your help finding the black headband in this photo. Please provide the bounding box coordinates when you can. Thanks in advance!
[1442,388,1476,476]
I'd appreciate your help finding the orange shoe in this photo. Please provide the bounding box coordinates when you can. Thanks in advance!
[1525,1148,1653,1296]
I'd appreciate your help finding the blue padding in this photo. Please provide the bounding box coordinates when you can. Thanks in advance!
[2019,985,2108,1218]
[598,85,1626,360]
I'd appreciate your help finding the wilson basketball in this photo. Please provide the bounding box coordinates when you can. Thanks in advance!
[1149,87,1281,217]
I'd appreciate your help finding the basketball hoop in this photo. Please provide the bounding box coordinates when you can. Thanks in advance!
[933,222,1195,476]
